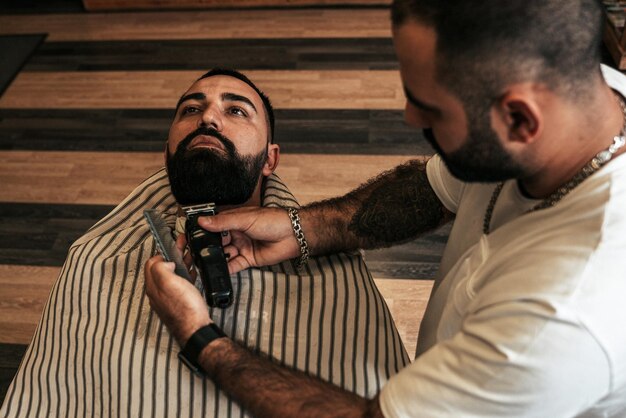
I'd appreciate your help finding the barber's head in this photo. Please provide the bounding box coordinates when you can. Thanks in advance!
[391,0,604,182]
[166,69,279,206]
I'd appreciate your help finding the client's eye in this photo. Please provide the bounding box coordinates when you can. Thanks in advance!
[182,106,200,115]
[229,106,247,117]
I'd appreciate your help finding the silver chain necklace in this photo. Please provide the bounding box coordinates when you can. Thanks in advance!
[483,92,626,235]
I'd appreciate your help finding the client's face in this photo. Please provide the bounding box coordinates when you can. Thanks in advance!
[166,76,270,206]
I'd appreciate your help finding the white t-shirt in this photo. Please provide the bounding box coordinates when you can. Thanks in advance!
[379,65,626,418]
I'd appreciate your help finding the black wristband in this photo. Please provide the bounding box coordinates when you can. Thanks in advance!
[178,323,227,376]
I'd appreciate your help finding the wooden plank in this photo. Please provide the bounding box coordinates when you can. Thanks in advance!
[83,0,390,10]
[0,151,414,204]
[0,9,391,41]
[0,151,162,204]
[0,70,404,110]
[0,265,60,345]
[374,278,432,357]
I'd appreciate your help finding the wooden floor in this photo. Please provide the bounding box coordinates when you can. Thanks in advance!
[0,2,442,403]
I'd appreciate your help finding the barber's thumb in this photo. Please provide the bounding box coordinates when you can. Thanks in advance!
[198,214,222,231]
[155,261,176,275]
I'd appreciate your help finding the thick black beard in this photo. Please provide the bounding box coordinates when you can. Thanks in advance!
[166,127,267,206]
[422,108,527,183]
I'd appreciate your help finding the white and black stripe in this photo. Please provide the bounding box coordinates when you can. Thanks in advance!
[1,169,409,418]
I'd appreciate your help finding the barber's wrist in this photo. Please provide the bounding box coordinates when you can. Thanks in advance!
[178,322,227,376]
[287,208,310,269]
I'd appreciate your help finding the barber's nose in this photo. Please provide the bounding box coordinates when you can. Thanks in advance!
[199,106,223,131]
[404,103,430,129]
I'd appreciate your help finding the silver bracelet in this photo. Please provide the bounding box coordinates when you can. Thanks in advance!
[287,208,309,270]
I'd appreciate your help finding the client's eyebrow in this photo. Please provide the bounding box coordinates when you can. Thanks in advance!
[404,87,440,113]
[175,92,205,112]
[174,92,258,114]
[222,92,257,114]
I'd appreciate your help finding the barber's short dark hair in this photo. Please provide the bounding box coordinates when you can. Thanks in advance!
[391,0,604,104]
[197,68,275,143]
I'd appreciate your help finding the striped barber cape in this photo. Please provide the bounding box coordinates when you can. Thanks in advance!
[1,169,409,418]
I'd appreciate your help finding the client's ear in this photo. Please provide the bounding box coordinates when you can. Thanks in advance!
[262,143,280,176]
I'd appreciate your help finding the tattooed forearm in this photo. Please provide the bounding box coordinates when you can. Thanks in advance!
[300,158,452,255]
[201,338,383,418]
[348,160,446,246]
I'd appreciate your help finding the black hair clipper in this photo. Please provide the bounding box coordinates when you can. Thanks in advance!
[182,203,233,309]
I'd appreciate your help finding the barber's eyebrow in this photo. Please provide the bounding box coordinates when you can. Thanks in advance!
[404,86,440,113]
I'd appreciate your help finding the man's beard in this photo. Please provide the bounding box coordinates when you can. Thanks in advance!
[422,106,528,182]
[166,127,267,206]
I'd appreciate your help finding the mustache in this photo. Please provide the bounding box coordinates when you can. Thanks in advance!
[176,127,236,156]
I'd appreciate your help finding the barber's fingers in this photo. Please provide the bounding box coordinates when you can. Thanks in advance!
[197,209,252,234]
[221,230,232,247]
[182,250,193,269]
[198,207,292,241]
[173,234,197,279]
[181,245,195,274]
[175,233,187,252]
[145,256,175,295]
[223,243,238,260]
[223,230,256,273]
[226,254,253,274]
[145,258,200,304]
[145,254,166,277]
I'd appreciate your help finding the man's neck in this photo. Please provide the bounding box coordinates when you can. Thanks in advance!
[519,84,625,199]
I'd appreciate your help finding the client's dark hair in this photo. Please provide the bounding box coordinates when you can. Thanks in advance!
[197,68,275,143]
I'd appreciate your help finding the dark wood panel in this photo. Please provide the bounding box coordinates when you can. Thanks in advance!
[0,343,27,406]
[82,0,390,11]
[26,38,397,71]
[0,0,83,14]
[0,35,46,97]
[364,224,451,279]
[0,108,433,155]
[0,200,446,278]
[0,202,114,266]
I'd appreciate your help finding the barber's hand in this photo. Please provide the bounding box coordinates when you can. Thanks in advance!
[175,233,197,282]
[198,207,300,274]
[144,255,211,346]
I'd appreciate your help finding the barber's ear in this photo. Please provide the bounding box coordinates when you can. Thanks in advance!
[491,90,542,145]
[262,143,280,176]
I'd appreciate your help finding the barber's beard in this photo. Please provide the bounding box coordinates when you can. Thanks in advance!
[166,127,267,206]
[422,107,528,182]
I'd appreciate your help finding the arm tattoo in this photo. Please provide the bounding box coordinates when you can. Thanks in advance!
[302,158,451,254]
[348,160,446,246]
